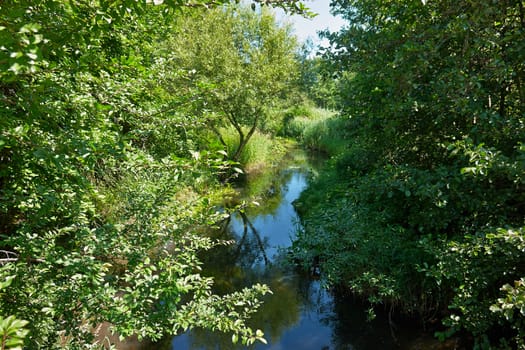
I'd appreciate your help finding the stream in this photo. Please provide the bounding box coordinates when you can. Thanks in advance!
[123,149,447,350]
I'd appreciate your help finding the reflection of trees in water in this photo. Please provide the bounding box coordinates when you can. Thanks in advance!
[321,292,403,350]
[241,168,301,218]
[185,272,301,350]
[171,158,321,349]
[183,211,305,349]
[235,212,269,267]
[295,272,332,315]
[131,154,322,349]
[200,211,271,293]
[257,274,300,345]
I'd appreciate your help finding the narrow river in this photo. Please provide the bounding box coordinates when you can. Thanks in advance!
[170,151,343,349]
[118,149,446,350]
[160,149,435,350]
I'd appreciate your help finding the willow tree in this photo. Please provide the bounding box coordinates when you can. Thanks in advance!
[166,5,299,163]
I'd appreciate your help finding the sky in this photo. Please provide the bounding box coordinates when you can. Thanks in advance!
[274,0,346,49]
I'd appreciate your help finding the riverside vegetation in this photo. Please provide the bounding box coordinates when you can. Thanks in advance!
[290,0,525,349]
[0,1,312,348]
[1,0,525,349]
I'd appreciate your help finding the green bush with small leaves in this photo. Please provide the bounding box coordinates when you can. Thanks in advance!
[292,0,525,347]
[0,1,304,348]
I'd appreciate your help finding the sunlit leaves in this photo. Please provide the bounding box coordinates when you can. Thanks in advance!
[491,278,525,347]
[0,0,296,347]
[0,14,45,79]
[164,5,298,164]
[0,316,29,350]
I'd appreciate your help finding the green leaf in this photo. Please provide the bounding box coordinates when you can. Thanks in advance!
[8,62,22,74]
[0,276,15,291]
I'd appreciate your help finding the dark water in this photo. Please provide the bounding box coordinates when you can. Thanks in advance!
[118,150,449,350]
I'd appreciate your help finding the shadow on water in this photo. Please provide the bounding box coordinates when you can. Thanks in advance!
[128,149,455,350]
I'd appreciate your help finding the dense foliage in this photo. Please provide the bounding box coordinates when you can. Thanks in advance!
[0,1,305,348]
[164,6,299,163]
[293,0,525,347]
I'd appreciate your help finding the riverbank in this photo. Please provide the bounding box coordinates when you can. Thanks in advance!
[139,147,452,350]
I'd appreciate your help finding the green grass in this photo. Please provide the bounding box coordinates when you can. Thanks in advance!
[220,127,285,173]
[280,104,346,156]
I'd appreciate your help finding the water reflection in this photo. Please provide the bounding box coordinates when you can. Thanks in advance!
[170,158,318,350]
[234,212,270,267]
[115,150,455,350]
[119,150,450,350]
[168,154,406,350]
[167,154,416,350]
[175,266,304,350]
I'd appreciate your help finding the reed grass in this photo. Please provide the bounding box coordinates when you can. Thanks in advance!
[220,127,285,173]
[280,105,346,156]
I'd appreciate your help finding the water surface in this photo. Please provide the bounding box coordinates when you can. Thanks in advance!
[131,150,448,350]
[168,151,412,350]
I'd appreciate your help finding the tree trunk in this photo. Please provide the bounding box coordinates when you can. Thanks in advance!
[231,111,261,163]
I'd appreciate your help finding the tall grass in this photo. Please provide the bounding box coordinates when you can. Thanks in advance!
[220,127,284,173]
[213,103,346,173]
[280,105,346,156]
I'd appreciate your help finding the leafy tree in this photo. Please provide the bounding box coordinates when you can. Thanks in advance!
[0,0,307,348]
[164,5,299,163]
[293,0,525,346]
[295,40,339,110]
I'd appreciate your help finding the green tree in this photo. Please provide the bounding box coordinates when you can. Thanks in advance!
[296,40,339,110]
[0,0,307,348]
[165,5,299,163]
[293,0,525,346]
